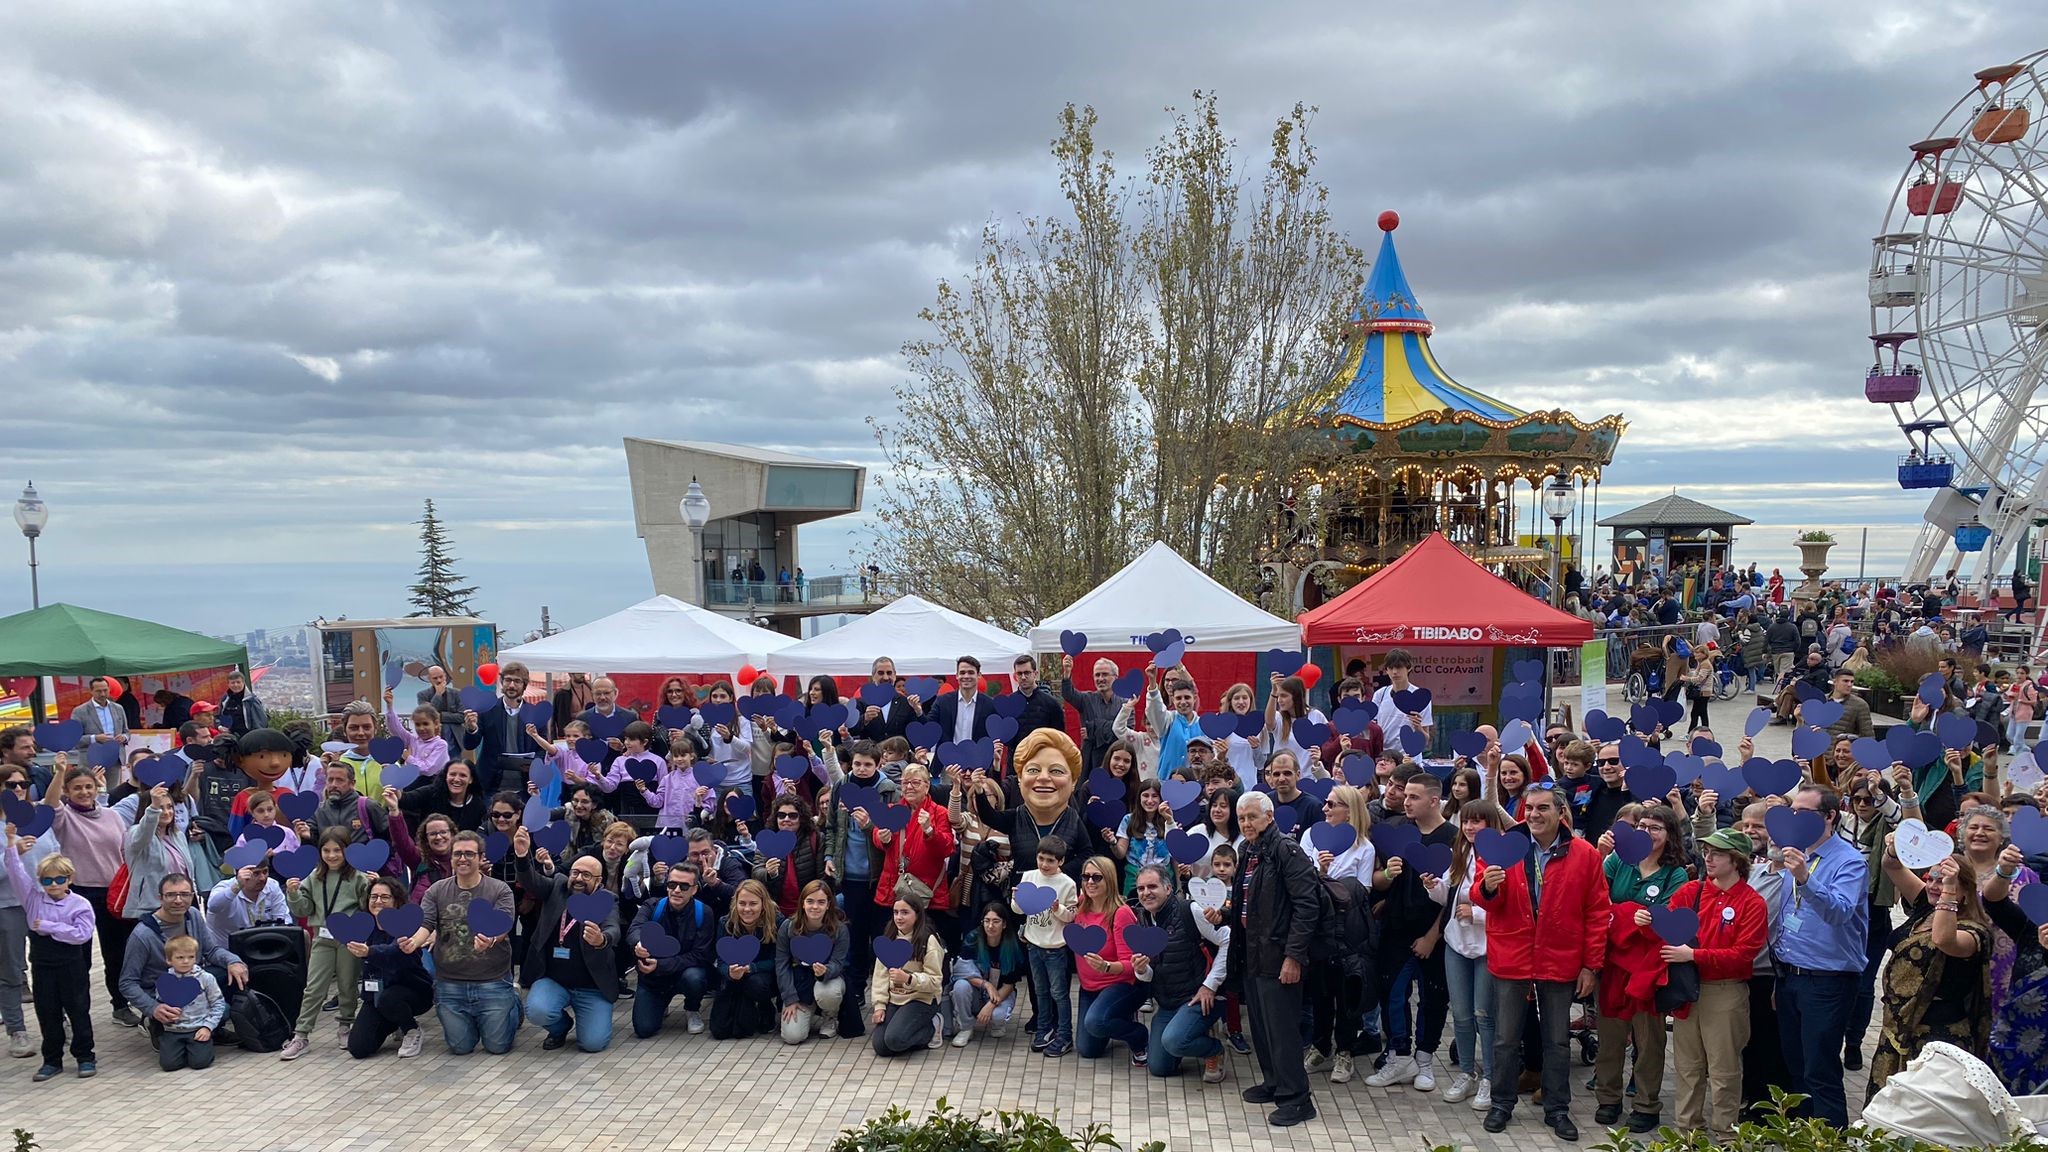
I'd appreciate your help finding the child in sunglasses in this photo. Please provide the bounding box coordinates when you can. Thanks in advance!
[6,822,97,1080]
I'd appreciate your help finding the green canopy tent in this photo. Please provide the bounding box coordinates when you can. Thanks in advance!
[0,603,250,678]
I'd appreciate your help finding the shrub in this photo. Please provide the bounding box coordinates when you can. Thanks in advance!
[829,1099,1163,1152]
[1426,1091,2035,1152]
[1855,662,1904,694]
[1798,530,1837,543]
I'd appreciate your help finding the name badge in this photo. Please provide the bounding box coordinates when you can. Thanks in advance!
[1645,885,1660,898]
[1722,906,1737,922]
[362,978,382,993]
[1782,909,1805,933]
[317,927,333,941]
[552,946,572,960]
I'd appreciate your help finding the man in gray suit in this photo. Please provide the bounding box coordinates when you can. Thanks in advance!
[70,676,130,756]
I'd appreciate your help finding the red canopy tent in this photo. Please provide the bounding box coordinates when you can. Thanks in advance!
[1299,532,1593,647]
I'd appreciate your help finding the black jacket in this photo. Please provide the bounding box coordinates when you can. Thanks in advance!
[460,700,543,784]
[1229,826,1320,978]
[853,695,919,744]
[1011,685,1066,744]
[627,895,717,979]
[1060,678,1122,773]
[515,869,622,999]
[927,693,992,744]
[1135,895,1209,1009]
[399,776,487,833]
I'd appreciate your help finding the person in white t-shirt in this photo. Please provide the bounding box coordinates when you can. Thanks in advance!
[1371,649,1435,751]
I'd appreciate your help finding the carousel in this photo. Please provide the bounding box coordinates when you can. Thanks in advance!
[1261,211,1627,614]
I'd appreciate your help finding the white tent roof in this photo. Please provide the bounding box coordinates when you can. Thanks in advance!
[1028,540,1300,653]
[499,595,796,674]
[764,595,1030,678]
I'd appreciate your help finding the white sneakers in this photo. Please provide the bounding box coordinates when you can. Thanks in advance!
[1472,1080,1493,1112]
[1202,1052,1227,1083]
[1304,1047,1334,1074]
[685,1011,705,1035]
[397,1029,424,1058]
[279,1033,311,1061]
[821,1017,839,1039]
[928,1016,944,1049]
[1443,1072,1475,1102]
[1364,1053,1418,1087]
[1331,1053,1356,1083]
[1413,1053,1437,1092]
[8,1031,35,1059]
[951,1028,973,1048]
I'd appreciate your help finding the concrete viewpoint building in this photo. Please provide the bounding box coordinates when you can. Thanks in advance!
[623,438,882,634]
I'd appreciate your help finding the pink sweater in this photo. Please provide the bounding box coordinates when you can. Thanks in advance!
[1073,905,1139,993]
[50,802,126,888]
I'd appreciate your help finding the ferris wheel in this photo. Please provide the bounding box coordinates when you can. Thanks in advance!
[1868,51,2048,589]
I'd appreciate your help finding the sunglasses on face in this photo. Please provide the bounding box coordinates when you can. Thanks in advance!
[1081,873,1104,882]
[39,876,70,886]
[491,811,518,820]
[667,881,695,891]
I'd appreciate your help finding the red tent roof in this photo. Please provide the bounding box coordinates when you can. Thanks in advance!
[1298,533,1595,647]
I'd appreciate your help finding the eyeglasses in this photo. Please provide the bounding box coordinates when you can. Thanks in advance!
[1526,780,1561,792]
[450,850,480,859]
[38,876,69,886]
[1596,757,1622,766]
[490,811,518,821]
[666,881,695,891]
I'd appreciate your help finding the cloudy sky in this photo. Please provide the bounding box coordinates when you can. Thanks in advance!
[0,1,2036,637]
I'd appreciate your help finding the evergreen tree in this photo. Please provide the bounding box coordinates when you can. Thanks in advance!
[406,498,478,617]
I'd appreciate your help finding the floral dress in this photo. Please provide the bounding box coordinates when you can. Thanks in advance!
[1984,892,2048,1093]
[1870,895,1991,1098]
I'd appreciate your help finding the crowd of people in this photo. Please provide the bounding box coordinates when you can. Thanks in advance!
[2,631,2045,1140]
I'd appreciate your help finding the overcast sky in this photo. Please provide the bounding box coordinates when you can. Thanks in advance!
[0,2,2035,636]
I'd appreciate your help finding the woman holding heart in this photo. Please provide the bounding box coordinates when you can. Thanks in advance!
[708,878,781,1040]
[1072,854,1147,1065]
[281,827,371,1060]
[773,879,849,1043]
[867,892,947,1057]
[344,876,432,1059]
[1871,845,1991,1094]
[1954,806,2038,1047]
[870,764,957,955]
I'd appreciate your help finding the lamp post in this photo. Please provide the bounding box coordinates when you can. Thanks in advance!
[13,481,47,609]
[1542,475,1574,609]
[679,478,711,608]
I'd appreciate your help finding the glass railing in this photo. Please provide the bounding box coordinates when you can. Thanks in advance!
[702,573,906,609]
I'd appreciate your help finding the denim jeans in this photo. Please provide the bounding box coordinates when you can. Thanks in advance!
[1025,944,1072,1045]
[524,978,614,1052]
[1078,981,1148,1059]
[1382,948,1447,1056]
[1490,978,1575,1118]
[435,976,521,1055]
[947,958,1015,1035]
[1778,970,1856,1126]
[1443,948,1495,1081]
[632,967,711,1038]
[1147,997,1221,1077]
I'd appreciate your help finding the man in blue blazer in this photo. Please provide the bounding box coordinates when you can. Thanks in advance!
[461,661,542,793]
[927,656,992,745]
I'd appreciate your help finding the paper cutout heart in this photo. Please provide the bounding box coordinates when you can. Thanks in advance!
[187,742,226,764]
[522,795,553,830]
[519,701,553,734]
[467,899,515,938]
[1892,818,1954,870]
[1800,699,1845,730]
[1790,726,1831,761]
[753,829,797,860]
[365,736,404,766]
[1273,808,1300,834]
[1610,822,1654,865]
[1627,764,1676,802]
[345,840,390,874]
[1340,753,1373,787]
[1164,829,1211,864]
[1511,659,1545,683]
[155,973,202,1008]
[1063,923,1109,957]
[1701,761,1749,799]
[1159,779,1201,811]
[1651,698,1686,729]
[761,932,822,968]
[1407,842,1453,878]
[1189,877,1227,910]
[691,761,727,791]
[2013,806,2048,856]
[1850,738,1889,772]
[655,704,696,733]
[1628,704,1661,737]
[1085,768,1121,797]
[648,836,688,865]
[638,923,681,959]
[986,715,1020,743]
[698,702,738,730]
[1743,707,1772,739]
[2018,884,2048,927]
[1013,881,1058,915]
[725,795,757,823]
[1399,727,1426,755]
[1499,686,1544,723]
[618,753,662,784]
[571,738,609,764]
[904,721,943,751]
[1743,757,1801,799]
[33,720,82,752]
[1086,798,1125,831]
[484,831,512,864]
[1917,674,1948,707]
[1765,807,1826,854]
[1794,681,1824,704]
[378,904,424,938]
[271,845,319,881]
[1887,725,1943,768]
[1498,719,1534,754]
[326,911,375,946]
[763,753,803,782]
[1059,630,1089,657]
[1371,823,1422,861]
[530,821,572,857]
[528,758,560,797]
[1200,713,1239,741]
[1585,710,1626,742]
[459,686,498,714]
[985,693,1024,720]
[1690,736,1723,761]
[1936,711,1979,751]
[1124,925,1169,959]
[1151,641,1186,669]
[1475,827,1531,868]
[1391,688,1432,714]
[383,660,405,688]
[1298,778,1335,803]
[1289,719,1328,752]
[837,783,882,818]
[221,841,270,872]
[1260,648,1298,671]
[858,683,896,709]
[240,822,286,850]
[1450,731,1489,758]
[377,762,421,793]
[872,936,914,969]
[1665,753,1707,787]
[1143,629,1184,654]
[568,890,617,925]
[1328,706,1371,738]
[1236,712,1265,740]
[1619,733,1659,770]
[1309,821,1357,856]
[1649,906,1699,946]
[85,742,123,769]
[134,756,186,790]
[899,677,940,704]
[870,804,913,834]
[584,711,630,740]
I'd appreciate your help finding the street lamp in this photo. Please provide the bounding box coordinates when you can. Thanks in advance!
[1541,475,1574,609]
[13,481,48,609]
[679,478,711,608]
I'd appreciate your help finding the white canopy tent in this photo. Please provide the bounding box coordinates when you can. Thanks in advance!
[764,595,1030,678]
[1028,540,1300,653]
[498,595,796,674]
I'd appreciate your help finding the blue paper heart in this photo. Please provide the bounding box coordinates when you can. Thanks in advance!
[2015,807,2048,856]
[1649,906,1700,946]
[986,715,1020,743]
[1260,648,1299,672]
[870,804,913,834]
[1159,779,1201,811]
[1610,822,1655,865]
[1144,629,1184,655]
[647,836,688,865]
[573,738,611,764]
[1123,924,1169,959]
[698,702,737,730]
[1937,711,1979,751]
[484,831,512,864]
[1273,807,1300,834]
[1298,777,1335,802]
[1744,707,1772,738]
[345,840,390,873]
[584,710,630,740]
[1060,630,1089,657]
[1371,823,1423,861]
[859,683,896,709]
[531,821,572,857]
[1113,669,1147,698]
[837,783,882,818]
[1499,719,1535,753]
[1450,731,1488,758]
[1627,764,1676,802]
[85,742,123,769]
[1689,737,1723,761]
[1475,827,1531,868]
[1585,710,1626,742]
[522,794,553,830]
[725,795,757,823]
[905,721,943,751]
[1237,711,1265,739]
[1620,734,1660,770]
[1086,798,1124,831]
[1511,659,1544,683]
[1309,821,1357,856]
[221,841,270,873]
[638,923,681,959]
[1800,699,1845,730]
[1340,753,1373,787]
[466,899,515,938]
[1165,829,1211,864]
[1199,713,1239,741]
[902,678,942,705]
[1399,727,1427,755]
[1391,688,1432,714]
[1764,807,1825,853]
[367,736,407,766]
[655,704,695,733]
[990,694,1027,720]
[771,754,810,782]
[691,762,727,791]
[1291,720,1330,751]
[1407,842,1453,878]
[1329,706,1373,738]
[1742,757,1802,799]
[1013,881,1059,915]
[791,932,836,966]
[1700,761,1749,799]
[1063,922,1109,957]
[134,756,185,790]
[518,701,553,735]
[1793,681,1824,704]
[1629,704,1662,736]
[753,829,796,860]
[872,935,914,969]
[378,904,424,938]
[460,685,498,713]
[1663,753,1707,786]
[617,753,661,784]
[1650,698,1686,729]
[1790,726,1831,761]
[326,911,375,946]
[1151,641,1186,669]
[381,762,422,791]
[271,845,319,881]
[2018,884,2048,926]
[567,890,617,925]
[154,973,202,1007]
[1918,674,1948,707]
[1848,737,1887,772]
[245,821,288,849]
[33,720,82,752]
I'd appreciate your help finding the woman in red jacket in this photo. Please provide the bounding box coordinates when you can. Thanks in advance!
[1660,827,1768,1143]
[1472,783,1609,1141]
[872,763,958,951]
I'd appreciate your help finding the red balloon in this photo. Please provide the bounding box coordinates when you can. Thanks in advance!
[104,677,124,699]
[738,665,760,685]
[477,663,499,687]
[1296,663,1323,690]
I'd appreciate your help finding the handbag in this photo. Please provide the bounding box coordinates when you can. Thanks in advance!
[893,820,933,905]
[107,863,132,918]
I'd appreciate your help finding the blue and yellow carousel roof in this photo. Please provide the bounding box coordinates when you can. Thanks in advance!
[1323,213,1526,426]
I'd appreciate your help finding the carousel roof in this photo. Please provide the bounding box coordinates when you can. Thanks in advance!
[1325,213,1526,426]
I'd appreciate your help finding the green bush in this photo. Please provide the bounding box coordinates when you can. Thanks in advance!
[1855,662,1905,693]
[830,1098,1163,1152]
[1428,1092,2035,1152]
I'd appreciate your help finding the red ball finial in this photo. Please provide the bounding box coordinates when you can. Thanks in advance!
[1378,210,1400,232]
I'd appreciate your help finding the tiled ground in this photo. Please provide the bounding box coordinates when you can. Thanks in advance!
[11,709,1862,1151]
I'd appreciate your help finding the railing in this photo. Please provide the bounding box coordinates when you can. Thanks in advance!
[703,572,910,610]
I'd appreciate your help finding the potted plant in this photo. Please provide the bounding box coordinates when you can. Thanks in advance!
[1796,530,1837,574]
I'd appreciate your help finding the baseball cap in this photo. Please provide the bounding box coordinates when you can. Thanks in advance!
[1701,827,1754,857]
[1185,734,1214,749]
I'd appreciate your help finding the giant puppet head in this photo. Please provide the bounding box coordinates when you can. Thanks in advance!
[233,727,299,791]
[1013,727,1080,824]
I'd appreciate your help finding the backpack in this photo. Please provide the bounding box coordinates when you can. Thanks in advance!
[1672,637,1692,660]
[1318,875,1375,959]
[231,989,291,1052]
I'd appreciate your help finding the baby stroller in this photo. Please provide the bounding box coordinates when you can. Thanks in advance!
[1624,643,1666,705]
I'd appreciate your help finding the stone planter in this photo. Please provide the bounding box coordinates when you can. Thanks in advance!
[1792,539,1834,608]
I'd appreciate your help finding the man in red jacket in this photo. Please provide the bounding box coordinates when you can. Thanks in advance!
[1664,827,1769,1142]
[1475,782,1609,1141]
